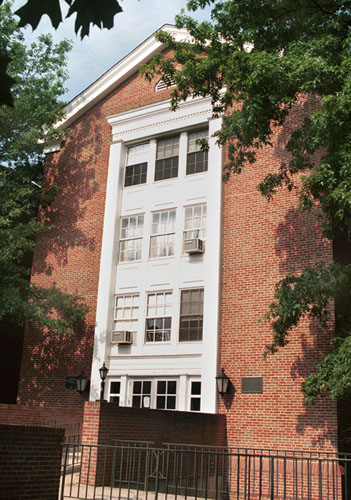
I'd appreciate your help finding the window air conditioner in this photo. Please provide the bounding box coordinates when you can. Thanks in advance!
[184,238,204,254]
[111,331,132,345]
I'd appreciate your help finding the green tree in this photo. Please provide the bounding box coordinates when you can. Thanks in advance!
[143,0,351,403]
[0,0,123,105]
[0,2,87,335]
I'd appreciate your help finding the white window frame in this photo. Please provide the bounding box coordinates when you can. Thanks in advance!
[108,379,121,404]
[186,129,208,175]
[179,288,204,342]
[124,142,149,188]
[155,135,179,181]
[145,291,172,343]
[150,209,176,259]
[188,378,202,412]
[129,378,178,410]
[113,294,139,335]
[183,204,207,252]
[119,214,144,262]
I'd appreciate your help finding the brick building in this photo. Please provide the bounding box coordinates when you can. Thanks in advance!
[17,25,345,452]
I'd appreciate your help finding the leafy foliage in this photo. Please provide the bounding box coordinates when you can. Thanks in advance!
[0,0,123,106]
[0,2,87,334]
[143,0,351,402]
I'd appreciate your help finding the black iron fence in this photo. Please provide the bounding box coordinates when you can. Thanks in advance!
[60,441,351,500]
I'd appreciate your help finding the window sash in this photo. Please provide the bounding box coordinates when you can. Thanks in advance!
[145,292,172,342]
[114,295,139,332]
[124,162,147,187]
[183,204,207,243]
[120,215,144,262]
[179,289,204,342]
[155,157,178,181]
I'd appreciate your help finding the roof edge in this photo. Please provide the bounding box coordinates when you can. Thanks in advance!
[59,24,190,129]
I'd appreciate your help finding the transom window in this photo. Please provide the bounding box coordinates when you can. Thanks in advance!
[155,136,179,181]
[183,204,207,245]
[119,215,144,262]
[109,381,121,405]
[114,294,139,332]
[145,292,172,342]
[150,209,176,258]
[179,288,204,342]
[187,130,208,175]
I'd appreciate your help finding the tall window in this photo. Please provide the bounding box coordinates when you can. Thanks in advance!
[187,130,208,175]
[119,215,144,262]
[156,380,177,410]
[190,381,201,411]
[155,136,179,181]
[179,288,204,341]
[183,204,207,246]
[114,294,139,332]
[124,142,149,187]
[150,209,176,258]
[132,380,151,408]
[109,381,121,405]
[145,292,172,342]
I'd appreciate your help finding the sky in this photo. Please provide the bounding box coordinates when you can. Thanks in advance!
[15,0,212,102]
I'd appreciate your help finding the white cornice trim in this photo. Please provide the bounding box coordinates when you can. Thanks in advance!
[58,25,190,130]
[107,96,213,143]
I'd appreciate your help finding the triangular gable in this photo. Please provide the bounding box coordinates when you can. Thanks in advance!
[60,24,189,129]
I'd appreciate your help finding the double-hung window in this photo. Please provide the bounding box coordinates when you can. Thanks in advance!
[187,130,208,175]
[183,204,207,248]
[124,142,148,187]
[179,288,204,341]
[155,136,179,181]
[150,209,176,258]
[145,292,172,342]
[114,294,139,333]
[119,215,144,262]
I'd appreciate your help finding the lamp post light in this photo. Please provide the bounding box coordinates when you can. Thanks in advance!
[99,362,109,401]
[216,368,230,396]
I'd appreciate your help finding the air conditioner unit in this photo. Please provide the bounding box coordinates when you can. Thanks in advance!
[111,331,132,345]
[184,238,204,254]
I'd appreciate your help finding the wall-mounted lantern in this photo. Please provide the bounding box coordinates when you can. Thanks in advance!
[216,368,230,396]
[65,372,89,394]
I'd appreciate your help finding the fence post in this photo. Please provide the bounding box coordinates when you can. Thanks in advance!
[270,456,274,500]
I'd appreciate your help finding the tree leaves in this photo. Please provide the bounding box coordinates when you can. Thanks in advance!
[143,0,351,402]
[1,0,123,106]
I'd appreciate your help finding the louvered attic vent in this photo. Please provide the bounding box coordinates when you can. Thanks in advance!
[155,78,176,92]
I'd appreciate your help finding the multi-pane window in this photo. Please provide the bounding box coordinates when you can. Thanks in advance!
[179,288,204,342]
[187,130,208,175]
[114,294,139,332]
[132,380,151,408]
[145,292,172,342]
[156,380,177,410]
[119,215,144,262]
[150,209,176,258]
[155,136,179,181]
[124,163,147,187]
[190,381,201,411]
[125,142,149,187]
[109,381,121,405]
[183,204,207,245]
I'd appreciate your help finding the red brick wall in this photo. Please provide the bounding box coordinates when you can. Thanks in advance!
[219,94,338,452]
[0,403,83,431]
[82,401,226,447]
[18,68,173,407]
[0,424,64,500]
